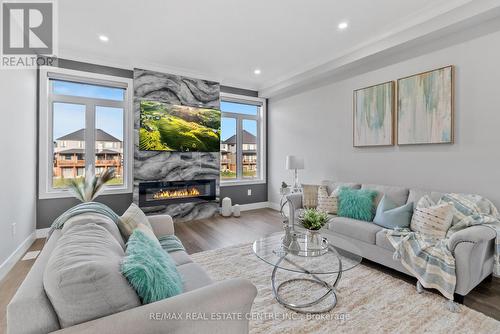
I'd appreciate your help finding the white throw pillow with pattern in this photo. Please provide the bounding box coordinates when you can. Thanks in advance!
[302,184,320,208]
[118,203,152,241]
[410,195,454,239]
[317,186,340,214]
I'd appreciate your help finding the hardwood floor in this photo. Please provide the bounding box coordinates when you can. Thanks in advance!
[174,208,283,254]
[1,208,499,334]
[0,239,45,334]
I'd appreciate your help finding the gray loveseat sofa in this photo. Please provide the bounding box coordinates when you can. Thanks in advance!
[287,181,496,302]
[7,213,257,334]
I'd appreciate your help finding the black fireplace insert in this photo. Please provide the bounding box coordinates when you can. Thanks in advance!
[139,179,216,207]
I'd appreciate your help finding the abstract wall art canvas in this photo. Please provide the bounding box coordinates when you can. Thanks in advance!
[397,66,454,145]
[353,81,394,147]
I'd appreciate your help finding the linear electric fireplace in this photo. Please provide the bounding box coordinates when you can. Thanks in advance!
[139,180,216,207]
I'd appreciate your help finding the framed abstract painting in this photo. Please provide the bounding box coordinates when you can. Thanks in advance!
[397,66,454,145]
[353,81,394,147]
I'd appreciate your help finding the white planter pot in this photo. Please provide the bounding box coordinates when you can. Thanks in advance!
[233,204,241,217]
[221,197,232,217]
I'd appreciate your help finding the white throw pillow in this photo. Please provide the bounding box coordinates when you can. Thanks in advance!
[118,203,152,241]
[317,186,339,214]
[301,184,320,208]
[135,223,161,247]
[410,195,454,239]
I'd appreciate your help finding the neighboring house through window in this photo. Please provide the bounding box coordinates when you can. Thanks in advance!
[220,93,266,184]
[39,67,133,198]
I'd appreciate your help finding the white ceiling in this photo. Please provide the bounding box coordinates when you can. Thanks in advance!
[58,0,492,92]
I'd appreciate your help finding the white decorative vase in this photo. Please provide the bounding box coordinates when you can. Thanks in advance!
[221,197,232,217]
[233,204,241,217]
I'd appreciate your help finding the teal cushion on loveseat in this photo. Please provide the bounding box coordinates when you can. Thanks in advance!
[373,195,414,229]
[338,187,378,222]
[121,229,183,304]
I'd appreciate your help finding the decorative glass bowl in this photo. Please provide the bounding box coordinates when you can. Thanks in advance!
[283,231,329,257]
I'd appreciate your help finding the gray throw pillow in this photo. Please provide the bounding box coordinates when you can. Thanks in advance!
[373,195,414,229]
[44,223,140,328]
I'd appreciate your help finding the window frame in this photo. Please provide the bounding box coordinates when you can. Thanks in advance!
[38,66,134,199]
[219,92,266,186]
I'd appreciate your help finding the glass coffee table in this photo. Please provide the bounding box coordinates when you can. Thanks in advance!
[253,230,362,313]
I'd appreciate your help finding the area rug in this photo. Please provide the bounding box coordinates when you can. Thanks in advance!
[191,242,500,334]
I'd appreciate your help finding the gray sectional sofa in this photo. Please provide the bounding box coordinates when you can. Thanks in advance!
[7,213,257,334]
[287,181,496,301]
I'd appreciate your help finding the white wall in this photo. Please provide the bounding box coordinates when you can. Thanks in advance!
[0,69,37,278]
[268,30,500,207]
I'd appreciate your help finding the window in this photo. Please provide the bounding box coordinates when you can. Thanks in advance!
[39,67,133,198]
[220,93,266,184]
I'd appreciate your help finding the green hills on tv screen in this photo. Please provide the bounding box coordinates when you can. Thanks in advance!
[139,101,221,152]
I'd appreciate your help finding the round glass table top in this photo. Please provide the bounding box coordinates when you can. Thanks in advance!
[252,230,363,275]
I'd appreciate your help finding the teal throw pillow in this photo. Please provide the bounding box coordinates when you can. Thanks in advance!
[373,195,414,229]
[338,187,378,221]
[121,229,183,304]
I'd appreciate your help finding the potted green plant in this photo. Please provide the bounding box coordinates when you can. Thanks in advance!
[301,208,329,230]
[301,208,329,251]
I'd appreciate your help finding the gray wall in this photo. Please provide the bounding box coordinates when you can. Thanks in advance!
[37,194,133,229]
[220,85,258,97]
[220,183,268,205]
[268,30,500,207]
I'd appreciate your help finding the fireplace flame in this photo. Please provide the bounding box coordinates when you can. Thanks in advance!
[152,187,201,200]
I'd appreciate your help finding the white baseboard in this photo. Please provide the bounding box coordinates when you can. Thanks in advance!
[0,232,36,283]
[239,201,281,211]
[36,228,50,239]
[238,201,271,211]
[268,202,280,211]
[218,201,279,215]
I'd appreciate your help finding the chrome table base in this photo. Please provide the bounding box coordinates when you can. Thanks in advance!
[270,249,342,314]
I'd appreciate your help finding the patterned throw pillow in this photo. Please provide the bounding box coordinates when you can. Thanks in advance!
[302,184,320,208]
[410,195,454,239]
[118,203,153,241]
[317,186,339,214]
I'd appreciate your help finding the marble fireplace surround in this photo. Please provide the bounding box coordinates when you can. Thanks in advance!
[133,68,220,222]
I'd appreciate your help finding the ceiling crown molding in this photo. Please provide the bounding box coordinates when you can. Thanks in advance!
[57,49,258,91]
[259,0,500,99]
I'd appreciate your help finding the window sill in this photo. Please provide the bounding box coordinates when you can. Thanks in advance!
[38,187,132,200]
[220,179,266,187]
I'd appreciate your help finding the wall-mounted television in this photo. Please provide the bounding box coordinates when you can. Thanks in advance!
[139,100,221,152]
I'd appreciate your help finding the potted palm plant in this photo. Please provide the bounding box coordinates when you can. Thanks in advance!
[67,167,116,202]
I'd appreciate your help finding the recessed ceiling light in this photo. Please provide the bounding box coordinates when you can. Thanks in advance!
[98,35,109,42]
[338,22,348,30]
[254,69,261,75]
